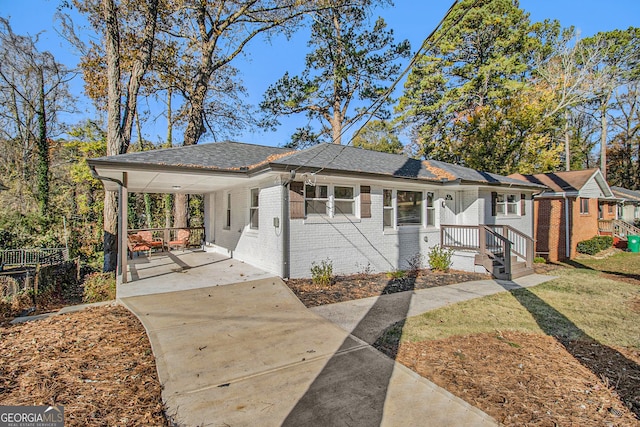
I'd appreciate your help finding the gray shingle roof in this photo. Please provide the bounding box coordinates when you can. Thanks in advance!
[272,143,542,186]
[611,186,640,202]
[89,140,543,187]
[90,141,293,170]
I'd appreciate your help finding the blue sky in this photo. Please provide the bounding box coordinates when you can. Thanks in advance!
[1,0,639,147]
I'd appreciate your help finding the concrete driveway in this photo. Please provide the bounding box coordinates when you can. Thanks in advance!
[121,277,497,426]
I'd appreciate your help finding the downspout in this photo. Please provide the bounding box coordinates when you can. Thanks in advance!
[281,171,295,279]
[563,193,571,259]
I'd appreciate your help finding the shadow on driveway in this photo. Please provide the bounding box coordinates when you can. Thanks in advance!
[283,273,418,425]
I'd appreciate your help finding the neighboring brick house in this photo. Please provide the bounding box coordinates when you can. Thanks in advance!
[509,169,618,261]
[89,141,542,281]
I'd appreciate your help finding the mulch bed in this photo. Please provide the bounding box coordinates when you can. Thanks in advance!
[286,269,491,307]
[0,304,167,426]
[385,331,640,426]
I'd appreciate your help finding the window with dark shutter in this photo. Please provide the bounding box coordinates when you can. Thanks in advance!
[360,185,371,218]
[289,182,305,219]
[521,194,526,216]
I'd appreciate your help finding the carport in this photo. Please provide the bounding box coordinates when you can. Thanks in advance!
[88,158,250,285]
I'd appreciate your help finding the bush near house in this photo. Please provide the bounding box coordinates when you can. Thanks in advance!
[310,259,334,286]
[576,235,614,255]
[427,245,454,272]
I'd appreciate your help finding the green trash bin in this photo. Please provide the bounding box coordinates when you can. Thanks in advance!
[628,235,640,253]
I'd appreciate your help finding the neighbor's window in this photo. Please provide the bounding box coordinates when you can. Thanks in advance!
[334,186,354,215]
[608,203,614,214]
[580,198,589,214]
[250,188,259,229]
[397,191,422,225]
[426,192,435,226]
[225,192,231,229]
[305,184,328,215]
[383,189,393,228]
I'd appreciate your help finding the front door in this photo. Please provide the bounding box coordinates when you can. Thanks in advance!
[441,192,457,225]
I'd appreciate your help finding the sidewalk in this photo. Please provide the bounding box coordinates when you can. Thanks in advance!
[311,274,555,344]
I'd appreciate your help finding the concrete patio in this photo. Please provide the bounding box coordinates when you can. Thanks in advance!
[118,250,275,298]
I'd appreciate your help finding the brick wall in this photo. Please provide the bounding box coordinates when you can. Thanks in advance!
[570,198,599,258]
[534,198,567,262]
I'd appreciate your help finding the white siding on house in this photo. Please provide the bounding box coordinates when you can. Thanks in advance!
[203,175,537,279]
[289,185,442,278]
[479,188,534,238]
[204,180,284,276]
[580,175,608,198]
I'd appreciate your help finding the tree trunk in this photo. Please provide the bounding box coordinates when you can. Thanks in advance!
[564,110,570,171]
[103,190,118,272]
[164,89,173,228]
[174,194,188,228]
[600,106,608,181]
[102,0,123,272]
[36,69,49,216]
[174,74,207,228]
[101,0,158,271]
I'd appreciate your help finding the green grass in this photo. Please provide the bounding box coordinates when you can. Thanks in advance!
[572,251,640,276]
[388,256,640,349]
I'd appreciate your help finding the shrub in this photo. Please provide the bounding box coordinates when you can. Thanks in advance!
[533,257,546,264]
[428,245,454,272]
[406,253,424,275]
[576,235,614,255]
[310,259,333,286]
[82,272,116,303]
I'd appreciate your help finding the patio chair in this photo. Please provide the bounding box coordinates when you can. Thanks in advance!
[139,230,164,250]
[127,233,152,259]
[168,229,190,251]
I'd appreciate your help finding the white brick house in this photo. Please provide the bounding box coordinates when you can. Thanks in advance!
[89,141,543,280]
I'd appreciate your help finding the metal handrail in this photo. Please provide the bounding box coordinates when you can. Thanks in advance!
[0,248,69,268]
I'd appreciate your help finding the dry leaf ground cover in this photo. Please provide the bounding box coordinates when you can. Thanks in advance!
[0,304,167,426]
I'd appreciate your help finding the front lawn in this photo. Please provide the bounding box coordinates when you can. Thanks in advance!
[375,253,640,426]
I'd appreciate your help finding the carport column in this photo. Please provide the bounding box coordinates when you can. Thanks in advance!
[118,172,128,284]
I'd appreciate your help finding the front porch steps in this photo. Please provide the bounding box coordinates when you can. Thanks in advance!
[474,254,534,281]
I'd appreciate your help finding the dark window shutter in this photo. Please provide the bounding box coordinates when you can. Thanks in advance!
[290,182,305,219]
[360,185,371,218]
[520,194,526,215]
[491,192,497,216]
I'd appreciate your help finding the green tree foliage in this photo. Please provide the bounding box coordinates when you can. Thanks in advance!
[261,0,410,147]
[397,0,562,173]
[0,18,74,216]
[455,87,563,174]
[351,120,403,153]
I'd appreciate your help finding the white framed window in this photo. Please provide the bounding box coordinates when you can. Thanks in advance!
[305,184,328,215]
[383,189,394,228]
[250,188,259,229]
[397,190,423,226]
[224,192,231,229]
[494,193,520,216]
[334,186,354,215]
[580,198,589,215]
[426,192,436,226]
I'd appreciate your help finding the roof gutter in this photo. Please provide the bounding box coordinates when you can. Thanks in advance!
[90,165,124,187]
